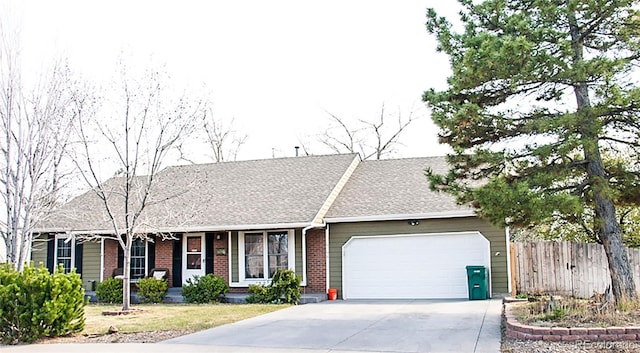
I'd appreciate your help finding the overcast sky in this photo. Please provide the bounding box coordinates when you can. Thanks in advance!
[9,0,461,161]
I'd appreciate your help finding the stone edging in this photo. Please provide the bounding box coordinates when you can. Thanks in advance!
[504,299,640,342]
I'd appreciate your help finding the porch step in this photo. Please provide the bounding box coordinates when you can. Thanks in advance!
[84,289,326,304]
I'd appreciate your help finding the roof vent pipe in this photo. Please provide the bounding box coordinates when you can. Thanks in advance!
[295,146,300,157]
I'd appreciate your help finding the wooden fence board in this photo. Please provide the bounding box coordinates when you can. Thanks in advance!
[513,241,640,298]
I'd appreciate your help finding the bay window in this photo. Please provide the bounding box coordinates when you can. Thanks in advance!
[239,230,294,282]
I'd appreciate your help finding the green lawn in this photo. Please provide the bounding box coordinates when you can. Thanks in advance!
[83,303,289,334]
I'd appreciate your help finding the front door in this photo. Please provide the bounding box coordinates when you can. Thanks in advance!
[183,233,205,285]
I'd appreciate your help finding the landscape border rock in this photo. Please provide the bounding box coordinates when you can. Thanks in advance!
[504,299,640,342]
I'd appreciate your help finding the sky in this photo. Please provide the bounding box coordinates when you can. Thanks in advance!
[9,0,461,162]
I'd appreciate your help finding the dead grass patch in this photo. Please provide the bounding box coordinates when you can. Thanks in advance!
[83,303,289,334]
[514,295,640,328]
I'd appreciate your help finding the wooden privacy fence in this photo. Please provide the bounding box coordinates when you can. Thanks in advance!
[512,241,640,298]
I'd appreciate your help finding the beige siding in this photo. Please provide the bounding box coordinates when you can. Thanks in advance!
[231,231,239,282]
[295,229,303,278]
[328,217,508,298]
[31,236,48,267]
[81,241,101,290]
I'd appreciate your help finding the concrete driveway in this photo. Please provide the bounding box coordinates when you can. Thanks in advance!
[164,298,502,353]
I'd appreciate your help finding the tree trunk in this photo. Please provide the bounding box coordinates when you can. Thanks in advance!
[568,8,637,303]
[122,241,131,311]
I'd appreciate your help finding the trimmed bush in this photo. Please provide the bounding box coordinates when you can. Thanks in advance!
[246,283,275,304]
[0,264,86,344]
[246,269,301,304]
[137,277,167,303]
[95,277,123,304]
[182,274,228,303]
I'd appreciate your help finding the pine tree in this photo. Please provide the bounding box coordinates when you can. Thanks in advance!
[424,0,640,304]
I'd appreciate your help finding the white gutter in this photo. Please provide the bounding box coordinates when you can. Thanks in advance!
[324,210,476,223]
[35,222,314,236]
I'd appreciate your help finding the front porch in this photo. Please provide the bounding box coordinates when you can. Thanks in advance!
[84,287,328,304]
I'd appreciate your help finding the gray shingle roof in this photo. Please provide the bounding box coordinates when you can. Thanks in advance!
[324,156,473,220]
[41,154,359,232]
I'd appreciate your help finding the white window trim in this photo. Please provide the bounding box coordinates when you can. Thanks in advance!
[130,238,148,283]
[237,229,295,286]
[54,234,75,272]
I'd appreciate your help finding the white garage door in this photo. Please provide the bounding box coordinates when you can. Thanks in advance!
[342,232,490,299]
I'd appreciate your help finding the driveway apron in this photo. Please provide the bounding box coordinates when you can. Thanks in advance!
[163,298,502,353]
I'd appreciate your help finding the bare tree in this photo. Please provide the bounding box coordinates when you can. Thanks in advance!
[71,63,205,311]
[202,113,247,162]
[0,21,77,270]
[176,110,247,164]
[318,104,420,160]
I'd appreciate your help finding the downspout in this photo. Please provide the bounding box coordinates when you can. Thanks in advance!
[302,223,325,287]
[100,238,105,282]
[325,223,330,293]
[227,231,232,286]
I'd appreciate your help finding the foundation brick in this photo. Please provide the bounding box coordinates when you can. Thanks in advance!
[578,335,599,341]
[523,333,543,340]
[617,334,637,341]
[561,335,580,342]
[598,334,618,341]
[530,327,551,335]
[588,327,607,335]
[570,328,589,335]
[626,327,640,335]
[542,335,562,342]
[607,327,626,335]
[551,327,570,335]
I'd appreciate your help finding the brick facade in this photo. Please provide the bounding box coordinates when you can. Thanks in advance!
[305,228,326,293]
[154,238,174,287]
[103,239,118,281]
[213,232,229,283]
[102,237,175,287]
[100,230,326,293]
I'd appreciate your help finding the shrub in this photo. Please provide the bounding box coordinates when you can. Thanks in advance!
[246,283,276,304]
[0,264,86,344]
[182,274,228,303]
[137,277,167,303]
[95,278,123,304]
[245,269,301,304]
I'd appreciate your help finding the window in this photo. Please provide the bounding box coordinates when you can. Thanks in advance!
[55,235,74,273]
[131,238,147,280]
[245,233,264,278]
[268,231,288,277]
[239,230,294,282]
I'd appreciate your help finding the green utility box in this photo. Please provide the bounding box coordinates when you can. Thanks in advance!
[466,265,488,300]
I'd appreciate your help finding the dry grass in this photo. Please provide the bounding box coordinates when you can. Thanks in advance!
[83,303,289,334]
[514,295,640,328]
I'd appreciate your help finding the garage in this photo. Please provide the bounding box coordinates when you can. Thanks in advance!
[342,231,491,299]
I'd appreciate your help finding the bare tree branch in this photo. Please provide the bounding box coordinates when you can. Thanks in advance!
[201,109,247,163]
[318,104,421,160]
[71,61,205,311]
[0,22,78,270]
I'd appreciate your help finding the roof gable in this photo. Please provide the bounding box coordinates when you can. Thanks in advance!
[41,154,359,232]
[324,157,473,221]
